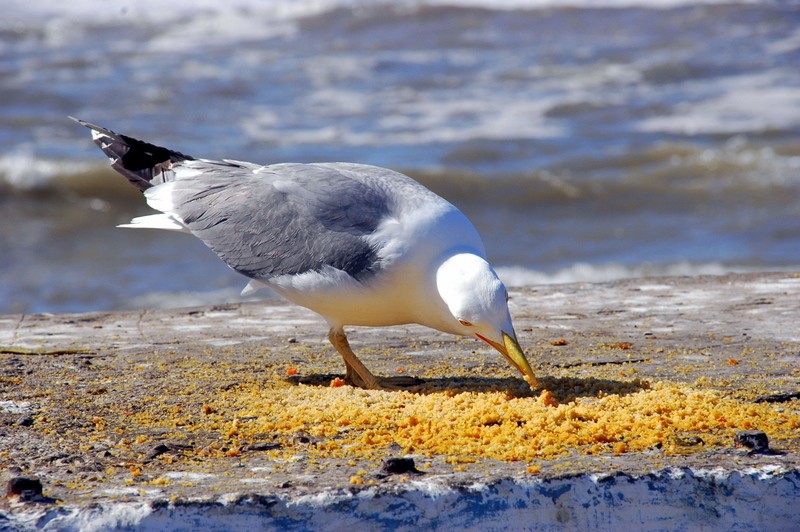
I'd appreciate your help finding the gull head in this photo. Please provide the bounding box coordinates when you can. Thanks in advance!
[436,253,538,388]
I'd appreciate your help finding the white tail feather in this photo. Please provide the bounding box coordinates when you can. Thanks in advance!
[241,278,269,296]
[118,214,190,233]
[143,181,177,213]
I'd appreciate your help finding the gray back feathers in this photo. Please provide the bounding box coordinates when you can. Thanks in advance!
[171,163,388,280]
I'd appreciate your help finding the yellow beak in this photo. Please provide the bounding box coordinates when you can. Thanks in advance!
[478,332,538,389]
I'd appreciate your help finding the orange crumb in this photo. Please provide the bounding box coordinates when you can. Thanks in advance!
[349,470,368,484]
[617,342,633,350]
[330,377,346,388]
[549,338,568,346]
[537,389,558,407]
[286,367,298,376]
[727,358,739,366]
[396,367,405,373]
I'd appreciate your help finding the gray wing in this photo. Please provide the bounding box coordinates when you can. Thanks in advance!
[168,162,390,281]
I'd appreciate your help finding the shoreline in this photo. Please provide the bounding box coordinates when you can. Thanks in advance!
[2,272,799,529]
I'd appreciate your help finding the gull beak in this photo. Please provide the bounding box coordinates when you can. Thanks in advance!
[477,331,538,389]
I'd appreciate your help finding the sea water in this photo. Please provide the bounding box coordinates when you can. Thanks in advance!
[1,0,799,313]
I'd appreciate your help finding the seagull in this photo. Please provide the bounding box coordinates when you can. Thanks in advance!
[72,117,537,391]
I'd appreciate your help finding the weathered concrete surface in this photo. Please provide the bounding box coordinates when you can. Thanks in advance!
[1,272,799,530]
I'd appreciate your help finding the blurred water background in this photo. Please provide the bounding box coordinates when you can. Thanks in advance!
[1,0,799,314]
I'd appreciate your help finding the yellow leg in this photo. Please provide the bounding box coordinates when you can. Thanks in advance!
[328,328,422,391]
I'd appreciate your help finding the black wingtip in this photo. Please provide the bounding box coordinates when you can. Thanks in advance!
[71,116,195,192]
[70,116,118,138]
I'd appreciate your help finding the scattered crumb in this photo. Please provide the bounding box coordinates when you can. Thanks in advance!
[537,389,559,408]
[349,469,368,484]
[550,338,568,346]
[330,377,346,388]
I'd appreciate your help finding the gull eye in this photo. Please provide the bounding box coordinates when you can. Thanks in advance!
[458,319,473,327]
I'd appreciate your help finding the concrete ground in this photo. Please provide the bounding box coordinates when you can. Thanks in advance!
[1,272,799,530]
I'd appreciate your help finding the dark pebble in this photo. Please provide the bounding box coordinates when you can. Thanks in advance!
[16,416,34,427]
[734,430,770,453]
[247,442,282,452]
[753,391,800,404]
[7,477,42,499]
[673,435,704,447]
[147,444,172,460]
[381,457,422,475]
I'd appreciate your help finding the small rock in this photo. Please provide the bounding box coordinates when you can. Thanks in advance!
[7,477,42,500]
[753,391,800,404]
[15,416,34,427]
[293,432,315,445]
[672,435,704,447]
[734,430,770,453]
[147,444,171,460]
[246,442,282,452]
[381,457,422,475]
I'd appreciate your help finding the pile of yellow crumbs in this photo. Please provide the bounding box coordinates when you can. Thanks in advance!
[171,380,798,463]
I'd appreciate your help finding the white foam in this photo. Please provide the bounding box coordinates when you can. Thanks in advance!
[496,261,754,286]
[0,152,92,190]
[4,0,764,29]
[244,89,564,147]
[639,70,800,135]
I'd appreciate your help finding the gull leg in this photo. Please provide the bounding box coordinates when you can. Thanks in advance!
[328,328,422,391]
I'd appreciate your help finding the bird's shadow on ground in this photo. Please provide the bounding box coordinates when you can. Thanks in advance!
[287,374,648,402]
